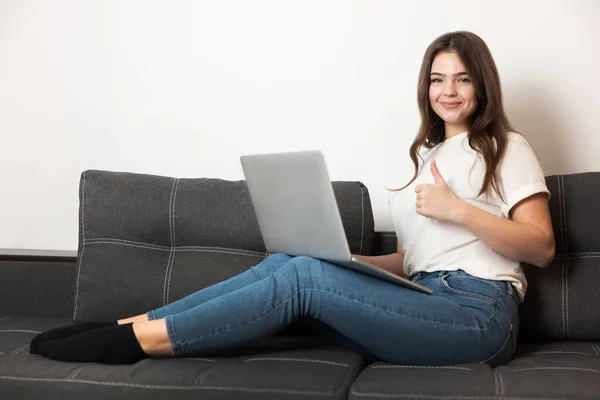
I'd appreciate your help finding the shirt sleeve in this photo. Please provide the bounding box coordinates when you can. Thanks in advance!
[497,133,550,218]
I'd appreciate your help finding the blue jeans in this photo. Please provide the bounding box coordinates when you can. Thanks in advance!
[147,253,519,366]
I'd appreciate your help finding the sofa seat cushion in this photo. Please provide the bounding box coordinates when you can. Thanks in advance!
[349,341,600,400]
[0,315,366,400]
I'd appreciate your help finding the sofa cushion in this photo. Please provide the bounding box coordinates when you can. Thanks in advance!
[349,341,600,400]
[73,170,374,321]
[0,315,367,400]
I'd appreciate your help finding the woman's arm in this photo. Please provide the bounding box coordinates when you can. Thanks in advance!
[453,193,555,268]
[352,242,405,278]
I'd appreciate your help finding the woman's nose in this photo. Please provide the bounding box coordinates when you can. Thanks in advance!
[443,81,457,96]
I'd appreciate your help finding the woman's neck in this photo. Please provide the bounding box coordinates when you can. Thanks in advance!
[444,123,468,140]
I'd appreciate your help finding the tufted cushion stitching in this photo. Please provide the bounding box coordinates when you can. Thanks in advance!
[162,178,179,305]
[244,357,349,367]
[193,367,216,386]
[497,369,505,397]
[517,351,591,357]
[591,342,600,356]
[11,344,29,354]
[186,357,217,362]
[165,178,180,304]
[84,238,268,257]
[350,392,572,399]
[369,365,474,371]
[513,367,600,374]
[554,253,600,258]
[0,375,351,395]
[560,175,569,339]
[86,238,169,250]
[73,171,87,320]
[359,184,365,255]
[335,356,363,396]
[492,369,500,396]
[557,175,566,340]
[66,366,86,381]
[0,329,41,334]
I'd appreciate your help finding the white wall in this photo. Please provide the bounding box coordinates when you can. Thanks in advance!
[1,0,599,251]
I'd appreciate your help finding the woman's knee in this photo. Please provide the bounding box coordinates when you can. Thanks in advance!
[251,253,294,278]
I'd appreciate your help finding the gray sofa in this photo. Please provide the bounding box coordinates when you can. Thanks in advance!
[1,169,599,400]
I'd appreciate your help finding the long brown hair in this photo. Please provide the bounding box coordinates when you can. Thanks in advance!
[396,31,514,201]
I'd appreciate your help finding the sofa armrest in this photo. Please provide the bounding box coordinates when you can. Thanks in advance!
[0,251,76,318]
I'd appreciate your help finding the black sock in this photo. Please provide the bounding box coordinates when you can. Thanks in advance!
[36,324,148,364]
[30,321,117,354]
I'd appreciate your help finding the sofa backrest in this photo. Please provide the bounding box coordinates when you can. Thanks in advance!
[519,172,600,341]
[73,170,374,321]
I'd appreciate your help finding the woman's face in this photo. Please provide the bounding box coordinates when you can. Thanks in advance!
[429,51,478,136]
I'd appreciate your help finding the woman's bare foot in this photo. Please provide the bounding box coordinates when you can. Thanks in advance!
[132,319,173,356]
[118,314,150,325]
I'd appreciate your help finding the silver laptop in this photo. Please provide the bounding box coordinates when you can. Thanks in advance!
[240,150,433,294]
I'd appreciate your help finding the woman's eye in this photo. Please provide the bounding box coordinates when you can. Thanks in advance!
[430,78,442,83]
[458,77,471,83]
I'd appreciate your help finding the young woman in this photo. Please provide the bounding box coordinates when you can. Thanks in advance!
[31,31,554,367]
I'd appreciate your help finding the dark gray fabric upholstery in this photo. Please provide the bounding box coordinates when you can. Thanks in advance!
[0,260,75,318]
[74,170,374,321]
[0,316,366,400]
[350,341,600,399]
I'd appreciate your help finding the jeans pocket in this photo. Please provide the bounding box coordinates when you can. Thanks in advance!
[440,273,499,305]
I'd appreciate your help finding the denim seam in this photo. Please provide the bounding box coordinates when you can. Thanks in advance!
[440,277,497,330]
[359,184,364,255]
[440,275,498,305]
[73,171,87,321]
[175,286,497,351]
[480,323,513,365]
[167,315,181,356]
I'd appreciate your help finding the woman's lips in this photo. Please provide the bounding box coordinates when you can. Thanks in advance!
[441,102,461,109]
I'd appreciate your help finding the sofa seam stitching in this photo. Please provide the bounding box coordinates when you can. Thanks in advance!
[73,171,86,321]
[359,184,364,255]
[162,178,178,306]
[166,178,180,304]
[561,175,569,339]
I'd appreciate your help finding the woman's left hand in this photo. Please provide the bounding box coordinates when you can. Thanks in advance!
[415,160,465,223]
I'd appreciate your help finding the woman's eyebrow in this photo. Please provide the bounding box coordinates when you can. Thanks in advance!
[430,72,469,77]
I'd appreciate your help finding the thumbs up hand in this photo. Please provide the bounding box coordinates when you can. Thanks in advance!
[414,160,464,222]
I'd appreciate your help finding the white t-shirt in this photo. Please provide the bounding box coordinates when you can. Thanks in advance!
[386,131,550,302]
